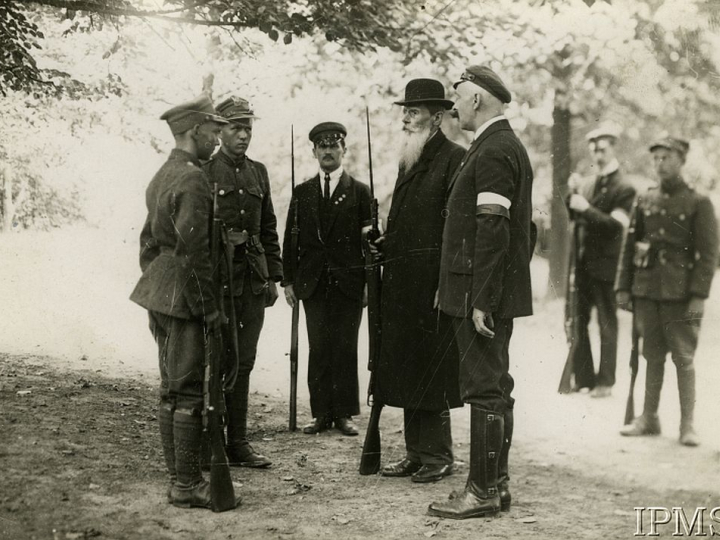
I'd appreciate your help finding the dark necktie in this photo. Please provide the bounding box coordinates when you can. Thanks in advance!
[323,173,331,202]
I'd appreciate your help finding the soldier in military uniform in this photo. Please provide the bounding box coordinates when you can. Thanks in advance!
[282,123,371,437]
[617,137,718,447]
[374,79,465,484]
[428,66,535,520]
[203,97,283,468]
[130,95,229,508]
[566,125,636,397]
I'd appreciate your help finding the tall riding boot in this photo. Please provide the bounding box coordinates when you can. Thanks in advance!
[620,360,664,436]
[169,408,211,509]
[158,401,176,501]
[428,407,503,520]
[677,365,699,447]
[498,409,513,512]
[225,374,271,468]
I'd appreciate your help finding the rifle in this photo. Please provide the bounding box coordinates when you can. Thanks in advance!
[203,182,238,512]
[624,314,639,425]
[359,107,384,475]
[558,219,580,394]
[289,126,299,432]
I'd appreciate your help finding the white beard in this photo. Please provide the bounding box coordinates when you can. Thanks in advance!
[398,126,432,171]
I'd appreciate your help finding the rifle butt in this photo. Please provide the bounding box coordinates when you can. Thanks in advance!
[209,444,238,512]
[359,403,383,475]
[557,350,574,394]
[289,304,299,431]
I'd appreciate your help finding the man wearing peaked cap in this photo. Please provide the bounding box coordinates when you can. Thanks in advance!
[130,95,236,510]
[282,121,372,438]
[373,78,465,484]
[202,96,282,469]
[617,135,718,447]
[563,123,635,398]
[429,67,535,520]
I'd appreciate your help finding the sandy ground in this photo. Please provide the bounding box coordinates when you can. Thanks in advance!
[1,227,720,539]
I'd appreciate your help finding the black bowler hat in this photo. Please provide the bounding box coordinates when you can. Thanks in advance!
[309,122,347,145]
[393,78,454,110]
[453,65,512,104]
[649,137,690,158]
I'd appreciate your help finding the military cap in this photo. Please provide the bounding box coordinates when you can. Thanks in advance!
[309,122,347,145]
[586,123,621,143]
[160,94,228,135]
[216,96,259,122]
[649,137,689,158]
[393,78,454,110]
[453,65,512,104]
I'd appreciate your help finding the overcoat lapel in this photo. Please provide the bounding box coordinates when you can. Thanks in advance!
[446,119,511,195]
[389,131,446,225]
[307,175,323,241]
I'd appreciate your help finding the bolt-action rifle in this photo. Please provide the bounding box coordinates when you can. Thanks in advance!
[203,183,238,512]
[359,107,384,475]
[558,219,580,394]
[288,126,299,432]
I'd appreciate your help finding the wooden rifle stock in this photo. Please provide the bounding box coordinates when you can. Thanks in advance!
[624,314,639,425]
[203,183,237,512]
[558,221,580,394]
[359,108,384,475]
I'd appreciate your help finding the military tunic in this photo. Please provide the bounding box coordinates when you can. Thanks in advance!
[203,151,282,380]
[616,182,719,364]
[130,148,216,410]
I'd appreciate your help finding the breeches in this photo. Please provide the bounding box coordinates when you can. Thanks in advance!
[635,299,700,368]
[149,311,205,412]
[452,317,515,413]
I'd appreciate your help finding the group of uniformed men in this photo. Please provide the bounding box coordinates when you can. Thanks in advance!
[129,61,717,520]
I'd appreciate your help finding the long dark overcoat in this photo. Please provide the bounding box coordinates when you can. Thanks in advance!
[375,130,465,411]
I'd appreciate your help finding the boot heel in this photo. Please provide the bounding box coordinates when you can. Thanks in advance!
[500,501,511,512]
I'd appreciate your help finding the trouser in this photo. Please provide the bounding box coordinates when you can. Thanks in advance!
[404,408,453,466]
[635,298,700,422]
[572,270,618,388]
[149,311,205,484]
[149,311,205,412]
[452,317,515,413]
[302,276,362,419]
[223,271,267,446]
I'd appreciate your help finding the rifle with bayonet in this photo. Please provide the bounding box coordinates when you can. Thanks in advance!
[359,107,384,475]
[288,126,299,432]
[203,182,238,512]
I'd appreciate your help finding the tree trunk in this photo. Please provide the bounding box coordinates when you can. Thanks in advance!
[2,164,13,232]
[548,91,572,299]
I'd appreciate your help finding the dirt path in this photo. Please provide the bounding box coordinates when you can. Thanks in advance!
[2,354,717,540]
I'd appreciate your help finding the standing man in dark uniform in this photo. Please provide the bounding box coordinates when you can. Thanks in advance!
[428,66,534,520]
[203,97,283,468]
[374,79,465,484]
[617,137,718,447]
[130,95,228,508]
[282,122,371,437]
[566,126,636,397]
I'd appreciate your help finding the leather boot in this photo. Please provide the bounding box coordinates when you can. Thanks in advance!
[225,374,271,468]
[428,407,503,520]
[158,401,176,502]
[677,364,699,447]
[170,408,211,509]
[620,360,663,436]
[498,409,513,512]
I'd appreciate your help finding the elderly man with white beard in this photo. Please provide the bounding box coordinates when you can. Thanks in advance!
[373,79,466,484]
